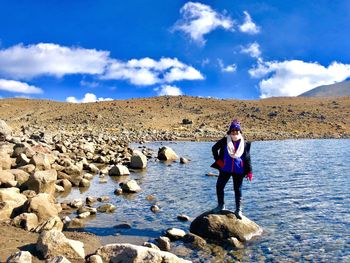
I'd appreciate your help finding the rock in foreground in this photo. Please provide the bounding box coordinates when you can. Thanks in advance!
[95,243,191,263]
[190,211,263,242]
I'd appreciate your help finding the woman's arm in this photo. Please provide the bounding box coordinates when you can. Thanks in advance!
[212,137,225,160]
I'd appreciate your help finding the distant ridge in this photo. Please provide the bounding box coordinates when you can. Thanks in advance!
[298,80,350,97]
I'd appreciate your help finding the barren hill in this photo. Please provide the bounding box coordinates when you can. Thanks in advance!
[1,96,349,141]
[299,80,350,97]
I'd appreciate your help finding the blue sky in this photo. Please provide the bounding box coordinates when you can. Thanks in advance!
[1,0,350,102]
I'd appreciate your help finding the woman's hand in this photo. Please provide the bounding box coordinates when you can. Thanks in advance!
[246,172,253,182]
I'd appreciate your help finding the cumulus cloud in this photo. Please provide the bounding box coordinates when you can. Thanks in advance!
[103,57,204,85]
[0,43,109,79]
[249,60,350,98]
[0,79,43,94]
[173,2,234,45]
[218,59,237,73]
[239,11,260,34]
[66,93,113,103]
[240,42,261,59]
[154,85,183,96]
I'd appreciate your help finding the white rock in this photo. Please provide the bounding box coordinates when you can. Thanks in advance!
[108,165,130,176]
[6,251,32,263]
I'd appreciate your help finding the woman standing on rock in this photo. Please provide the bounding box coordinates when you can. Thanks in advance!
[211,119,253,219]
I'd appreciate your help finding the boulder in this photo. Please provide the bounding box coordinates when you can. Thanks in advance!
[97,204,116,213]
[23,193,60,223]
[157,146,178,161]
[6,251,32,263]
[18,164,35,174]
[94,243,191,263]
[36,230,85,260]
[165,228,186,241]
[33,216,63,233]
[108,165,130,176]
[25,170,57,195]
[119,180,141,193]
[155,236,171,251]
[130,150,147,169]
[9,169,30,186]
[29,153,51,170]
[189,211,263,242]
[16,153,30,167]
[0,170,16,187]
[0,119,12,139]
[12,212,39,231]
[0,188,27,220]
[0,152,12,170]
[182,233,207,249]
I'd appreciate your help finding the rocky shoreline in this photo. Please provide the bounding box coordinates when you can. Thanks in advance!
[0,119,264,262]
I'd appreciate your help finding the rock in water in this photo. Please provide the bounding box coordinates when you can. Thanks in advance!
[94,243,191,263]
[130,150,147,169]
[189,210,263,242]
[157,146,178,161]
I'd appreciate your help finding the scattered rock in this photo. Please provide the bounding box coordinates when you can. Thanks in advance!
[157,146,178,161]
[180,157,190,164]
[108,165,130,176]
[6,251,32,263]
[150,205,160,213]
[130,150,147,169]
[155,236,171,251]
[177,214,190,222]
[97,204,116,213]
[119,179,141,193]
[165,228,186,241]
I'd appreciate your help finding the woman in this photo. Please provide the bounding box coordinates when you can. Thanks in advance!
[211,119,253,219]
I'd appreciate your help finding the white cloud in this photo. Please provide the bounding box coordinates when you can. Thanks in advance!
[154,85,183,96]
[0,79,43,94]
[249,60,350,98]
[80,80,99,88]
[239,11,260,34]
[173,2,234,45]
[0,43,109,79]
[103,57,204,85]
[218,59,237,73]
[66,93,113,103]
[240,42,261,58]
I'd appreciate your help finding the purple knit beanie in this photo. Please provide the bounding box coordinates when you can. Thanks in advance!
[229,119,241,131]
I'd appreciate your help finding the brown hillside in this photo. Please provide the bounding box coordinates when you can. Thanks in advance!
[1,96,349,141]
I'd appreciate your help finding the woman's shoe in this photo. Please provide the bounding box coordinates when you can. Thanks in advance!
[234,209,243,220]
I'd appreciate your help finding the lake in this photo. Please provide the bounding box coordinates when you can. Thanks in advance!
[60,139,350,262]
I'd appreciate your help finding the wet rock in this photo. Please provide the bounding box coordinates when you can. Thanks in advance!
[155,236,171,251]
[114,188,123,195]
[150,205,160,213]
[130,150,147,169]
[94,243,190,263]
[36,230,85,260]
[227,236,244,248]
[108,165,130,176]
[189,210,263,242]
[180,157,190,164]
[79,178,90,187]
[157,146,178,161]
[6,251,32,263]
[77,212,90,219]
[119,179,141,193]
[177,214,190,222]
[97,196,110,202]
[86,196,97,205]
[69,199,83,208]
[78,206,97,215]
[12,212,39,231]
[182,233,207,249]
[25,170,57,195]
[114,223,131,229]
[97,204,116,213]
[165,228,186,241]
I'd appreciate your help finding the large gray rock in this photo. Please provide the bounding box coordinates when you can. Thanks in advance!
[26,170,57,195]
[189,211,263,242]
[157,146,178,161]
[94,243,191,263]
[0,119,12,139]
[37,230,85,260]
[130,150,147,169]
[119,180,141,193]
[29,153,51,170]
[6,251,32,263]
[12,212,39,231]
[0,152,12,170]
[0,188,27,219]
[108,165,130,176]
[22,193,60,223]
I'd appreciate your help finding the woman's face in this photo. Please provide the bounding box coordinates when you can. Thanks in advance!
[230,130,240,135]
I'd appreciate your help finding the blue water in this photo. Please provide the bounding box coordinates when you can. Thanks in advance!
[60,139,350,262]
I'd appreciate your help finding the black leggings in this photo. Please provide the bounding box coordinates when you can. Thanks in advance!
[216,170,244,209]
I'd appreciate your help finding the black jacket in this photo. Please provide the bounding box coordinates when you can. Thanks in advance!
[211,136,252,175]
